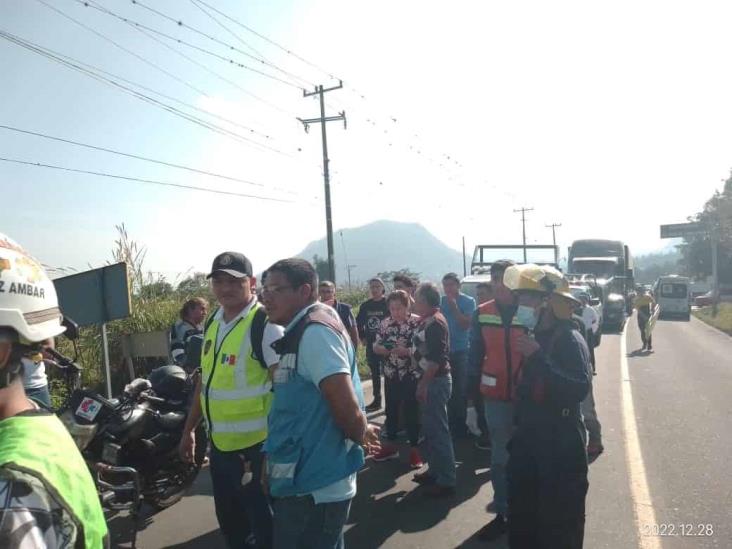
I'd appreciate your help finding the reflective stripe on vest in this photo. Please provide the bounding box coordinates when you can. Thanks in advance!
[478,300,525,401]
[0,414,108,549]
[201,303,272,451]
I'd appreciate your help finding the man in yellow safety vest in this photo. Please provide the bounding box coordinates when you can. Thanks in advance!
[180,251,284,549]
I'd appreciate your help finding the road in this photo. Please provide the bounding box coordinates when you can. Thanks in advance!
[110,314,732,548]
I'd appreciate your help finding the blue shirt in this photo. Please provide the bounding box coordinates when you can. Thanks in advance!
[440,293,476,352]
[283,304,360,504]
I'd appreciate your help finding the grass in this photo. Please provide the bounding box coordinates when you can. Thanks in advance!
[693,303,732,335]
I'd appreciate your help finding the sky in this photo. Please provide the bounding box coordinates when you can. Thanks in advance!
[2,0,731,284]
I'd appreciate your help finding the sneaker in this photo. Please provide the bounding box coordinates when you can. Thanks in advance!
[372,446,399,462]
[587,443,604,464]
[424,484,456,498]
[412,471,436,485]
[409,448,424,469]
[478,514,507,541]
[474,434,491,451]
[365,399,381,413]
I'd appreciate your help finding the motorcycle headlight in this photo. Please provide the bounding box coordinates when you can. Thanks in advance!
[59,410,98,451]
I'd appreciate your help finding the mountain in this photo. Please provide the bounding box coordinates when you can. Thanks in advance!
[295,220,464,284]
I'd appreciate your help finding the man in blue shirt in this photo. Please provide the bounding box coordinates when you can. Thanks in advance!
[261,258,380,549]
[440,272,477,438]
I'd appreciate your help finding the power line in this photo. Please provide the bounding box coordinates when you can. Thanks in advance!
[193,0,339,82]
[111,13,298,119]
[35,0,208,97]
[125,0,315,89]
[73,0,305,91]
[189,0,267,63]
[0,30,290,155]
[0,124,299,194]
[0,156,293,203]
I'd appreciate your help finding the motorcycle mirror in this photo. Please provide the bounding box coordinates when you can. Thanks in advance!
[62,317,80,341]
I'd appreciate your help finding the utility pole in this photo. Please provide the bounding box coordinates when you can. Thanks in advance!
[299,81,346,283]
[545,222,562,265]
[462,236,467,277]
[514,207,534,263]
[346,265,357,290]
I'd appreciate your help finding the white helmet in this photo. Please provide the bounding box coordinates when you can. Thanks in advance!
[0,233,65,343]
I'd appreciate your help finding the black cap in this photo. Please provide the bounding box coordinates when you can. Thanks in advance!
[207,252,253,279]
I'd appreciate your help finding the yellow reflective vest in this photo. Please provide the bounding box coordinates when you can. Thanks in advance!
[201,302,272,451]
[0,414,108,548]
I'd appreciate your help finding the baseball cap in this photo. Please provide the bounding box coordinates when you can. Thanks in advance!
[207,252,253,279]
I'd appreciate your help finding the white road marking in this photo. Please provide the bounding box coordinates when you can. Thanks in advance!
[621,322,661,549]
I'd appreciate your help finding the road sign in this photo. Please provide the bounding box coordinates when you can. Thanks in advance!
[660,222,707,239]
[53,262,130,326]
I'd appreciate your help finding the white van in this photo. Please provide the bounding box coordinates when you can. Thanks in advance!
[653,275,691,320]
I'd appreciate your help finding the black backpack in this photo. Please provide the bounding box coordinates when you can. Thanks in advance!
[204,306,269,370]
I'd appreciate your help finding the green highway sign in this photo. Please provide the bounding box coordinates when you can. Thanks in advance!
[660,222,707,239]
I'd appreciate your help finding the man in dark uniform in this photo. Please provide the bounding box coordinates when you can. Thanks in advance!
[504,264,592,549]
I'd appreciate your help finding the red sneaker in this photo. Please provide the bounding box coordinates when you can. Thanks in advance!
[372,445,399,462]
[409,448,424,469]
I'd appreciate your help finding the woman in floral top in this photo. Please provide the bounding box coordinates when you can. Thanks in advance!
[371,290,423,469]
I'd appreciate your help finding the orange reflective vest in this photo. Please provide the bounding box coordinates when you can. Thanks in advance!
[478,300,526,401]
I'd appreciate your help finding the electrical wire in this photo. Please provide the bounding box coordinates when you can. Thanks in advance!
[125,0,315,89]
[193,0,340,82]
[35,0,209,97]
[0,124,299,193]
[0,30,292,155]
[0,156,293,202]
[73,0,306,91]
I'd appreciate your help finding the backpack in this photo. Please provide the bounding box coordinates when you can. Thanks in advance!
[204,306,269,370]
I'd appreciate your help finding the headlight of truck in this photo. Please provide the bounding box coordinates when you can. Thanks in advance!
[606,294,625,310]
[59,410,98,451]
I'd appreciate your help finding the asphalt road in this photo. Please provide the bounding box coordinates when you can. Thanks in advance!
[110,314,732,548]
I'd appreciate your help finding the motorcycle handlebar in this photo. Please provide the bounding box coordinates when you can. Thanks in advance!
[45,348,82,372]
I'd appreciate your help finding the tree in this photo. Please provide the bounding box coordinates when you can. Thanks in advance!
[312,254,331,282]
[679,171,732,283]
[177,272,209,294]
[376,268,421,291]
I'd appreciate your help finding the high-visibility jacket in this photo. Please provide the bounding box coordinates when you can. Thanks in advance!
[201,302,272,451]
[478,300,526,401]
[0,413,108,548]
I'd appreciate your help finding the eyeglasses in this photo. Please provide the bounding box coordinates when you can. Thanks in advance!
[261,285,293,297]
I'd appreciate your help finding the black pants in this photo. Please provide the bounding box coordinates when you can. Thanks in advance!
[638,316,652,348]
[385,375,420,446]
[508,421,589,549]
[210,443,273,549]
[367,352,382,401]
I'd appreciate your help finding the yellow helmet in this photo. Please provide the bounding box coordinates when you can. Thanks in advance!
[503,264,579,305]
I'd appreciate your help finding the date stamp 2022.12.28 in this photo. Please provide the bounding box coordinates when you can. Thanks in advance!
[641,523,715,537]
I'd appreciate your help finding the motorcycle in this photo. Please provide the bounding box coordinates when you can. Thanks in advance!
[50,324,206,547]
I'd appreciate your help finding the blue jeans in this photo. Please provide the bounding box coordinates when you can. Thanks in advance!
[421,375,456,487]
[447,351,469,435]
[26,385,51,409]
[273,496,351,549]
[210,444,272,549]
[484,399,515,516]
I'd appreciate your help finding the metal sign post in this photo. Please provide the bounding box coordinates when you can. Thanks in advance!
[101,323,113,398]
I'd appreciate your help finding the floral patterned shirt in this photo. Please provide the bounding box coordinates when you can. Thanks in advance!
[375,314,421,380]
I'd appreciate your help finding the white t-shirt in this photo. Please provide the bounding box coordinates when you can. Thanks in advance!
[214,297,284,367]
[582,306,600,335]
[21,357,47,390]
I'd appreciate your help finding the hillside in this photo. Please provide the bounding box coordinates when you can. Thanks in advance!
[296,220,464,284]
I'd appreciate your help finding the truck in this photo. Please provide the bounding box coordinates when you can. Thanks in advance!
[567,239,635,328]
[461,244,559,300]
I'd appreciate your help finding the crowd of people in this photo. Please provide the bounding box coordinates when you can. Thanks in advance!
[0,230,609,549]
